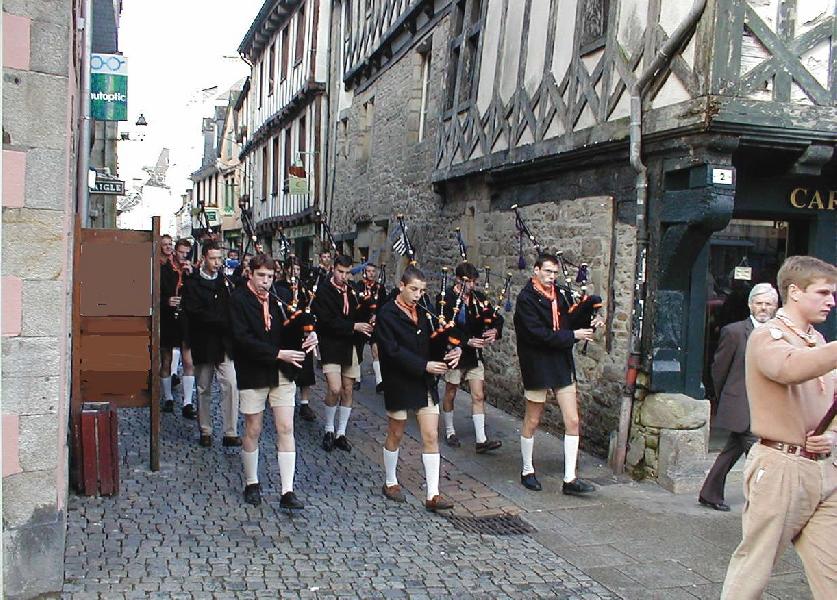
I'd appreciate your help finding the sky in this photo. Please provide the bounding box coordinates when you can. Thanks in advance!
[117,0,265,203]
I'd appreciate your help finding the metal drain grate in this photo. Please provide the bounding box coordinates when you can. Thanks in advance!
[443,514,535,536]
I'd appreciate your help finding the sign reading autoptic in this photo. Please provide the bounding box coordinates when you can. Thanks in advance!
[91,54,128,121]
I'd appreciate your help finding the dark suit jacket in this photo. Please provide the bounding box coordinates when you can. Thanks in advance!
[711,318,754,433]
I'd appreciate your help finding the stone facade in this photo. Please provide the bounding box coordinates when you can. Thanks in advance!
[2,1,81,597]
[326,4,637,457]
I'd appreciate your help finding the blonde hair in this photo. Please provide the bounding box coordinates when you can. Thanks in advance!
[776,256,837,303]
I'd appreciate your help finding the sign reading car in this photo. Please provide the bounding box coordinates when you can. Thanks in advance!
[91,54,128,121]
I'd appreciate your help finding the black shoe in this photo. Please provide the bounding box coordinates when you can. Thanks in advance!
[521,472,542,491]
[171,373,180,388]
[562,478,595,496]
[322,431,335,452]
[334,435,352,452]
[353,381,361,391]
[299,404,316,422]
[222,436,242,447]
[182,404,197,419]
[475,439,502,454]
[445,433,461,448]
[699,497,731,512]
[280,491,304,510]
[244,483,261,506]
[162,400,174,413]
[375,382,384,394]
[199,434,212,447]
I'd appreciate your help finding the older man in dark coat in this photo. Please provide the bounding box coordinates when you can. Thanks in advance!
[698,282,779,511]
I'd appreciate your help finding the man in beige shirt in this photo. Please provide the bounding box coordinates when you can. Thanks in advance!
[722,256,837,600]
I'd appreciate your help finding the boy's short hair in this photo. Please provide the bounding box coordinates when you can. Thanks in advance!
[250,253,275,272]
[776,256,837,303]
[401,265,426,285]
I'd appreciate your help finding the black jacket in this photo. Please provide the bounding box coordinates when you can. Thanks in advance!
[435,286,504,371]
[181,271,234,365]
[229,285,297,389]
[374,300,440,411]
[513,280,578,390]
[311,279,366,365]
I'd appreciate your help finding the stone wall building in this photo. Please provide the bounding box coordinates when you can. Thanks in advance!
[2,1,85,597]
[326,0,837,490]
[238,0,332,263]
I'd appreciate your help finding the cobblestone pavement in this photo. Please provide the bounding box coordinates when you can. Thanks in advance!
[63,376,618,599]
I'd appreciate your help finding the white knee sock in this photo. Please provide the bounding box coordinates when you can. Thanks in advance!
[521,435,535,475]
[472,413,487,444]
[324,405,337,433]
[277,451,296,494]
[422,453,441,500]
[383,448,399,486]
[161,377,173,401]
[564,435,579,482]
[172,347,181,373]
[336,406,352,437]
[181,375,195,406]
[443,410,456,437]
[242,449,259,485]
[299,394,309,406]
[372,360,382,385]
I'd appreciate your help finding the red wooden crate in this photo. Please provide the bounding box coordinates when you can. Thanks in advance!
[79,402,119,496]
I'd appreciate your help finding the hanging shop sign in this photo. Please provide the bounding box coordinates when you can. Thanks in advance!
[284,223,315,240]
[92,178,125,195]
[90,54,128,121]
[288,164,309,195]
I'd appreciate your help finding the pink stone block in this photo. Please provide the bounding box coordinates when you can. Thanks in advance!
[2,276,23,336]
[2,149,26,208]
[2,414,23,477]
[2,13,31,71]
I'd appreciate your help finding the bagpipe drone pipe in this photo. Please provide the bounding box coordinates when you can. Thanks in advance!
[512,204,603,351]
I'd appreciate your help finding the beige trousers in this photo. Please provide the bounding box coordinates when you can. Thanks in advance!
[722,443,837,600]
[195,354,239,437]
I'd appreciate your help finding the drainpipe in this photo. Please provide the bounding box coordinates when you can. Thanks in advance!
[613,0,708,474]
[78,0,93,226]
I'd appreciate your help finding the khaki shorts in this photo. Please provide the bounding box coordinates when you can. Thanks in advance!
[323,348,361,381]
[524,383,576,404]
[387,394,440,421]
[444,361,485,385]
[239,370,296,413]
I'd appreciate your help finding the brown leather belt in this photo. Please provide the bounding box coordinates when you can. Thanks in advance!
[760,439,831,461]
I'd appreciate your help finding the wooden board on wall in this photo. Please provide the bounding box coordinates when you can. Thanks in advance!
[78,241,152,316]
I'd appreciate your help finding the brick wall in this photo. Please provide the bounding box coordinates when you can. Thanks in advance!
[2,2,79,597]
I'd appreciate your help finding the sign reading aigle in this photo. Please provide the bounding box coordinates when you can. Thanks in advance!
[90,54,128,121]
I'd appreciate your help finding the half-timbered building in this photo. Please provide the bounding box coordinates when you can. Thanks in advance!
[328,0,836,485]
[238,0,332,261]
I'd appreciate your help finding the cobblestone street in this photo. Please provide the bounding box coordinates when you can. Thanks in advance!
[63,371,812,599]
[63,377,616,599]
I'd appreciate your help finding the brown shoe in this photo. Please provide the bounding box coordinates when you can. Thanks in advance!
[382,484,406,503]
[199,434,212,447]
[425,495,454,512]
[475,439,502,454]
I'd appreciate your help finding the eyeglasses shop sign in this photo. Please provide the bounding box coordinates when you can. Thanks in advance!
[90,54,128,121]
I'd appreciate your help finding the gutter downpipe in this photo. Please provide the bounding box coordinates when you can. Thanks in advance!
[78,0,94,227]
[613,0,708,474]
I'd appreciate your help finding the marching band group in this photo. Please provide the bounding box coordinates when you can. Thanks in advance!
[157,213,605,513]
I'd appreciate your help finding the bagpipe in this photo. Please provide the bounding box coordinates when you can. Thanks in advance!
[355,262,387,325]
[393,215,465,361]
[424,264,468,362]
[269,257,318,354]
[512,204,603,351]
[474,267,513,338]
[314,209,338,256]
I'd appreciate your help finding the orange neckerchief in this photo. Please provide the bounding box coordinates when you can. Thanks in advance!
[531,278,560,331]
[395,297,418,325]
[247,280,272,332]
[169,256,186,294]
[331,277,349,315]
